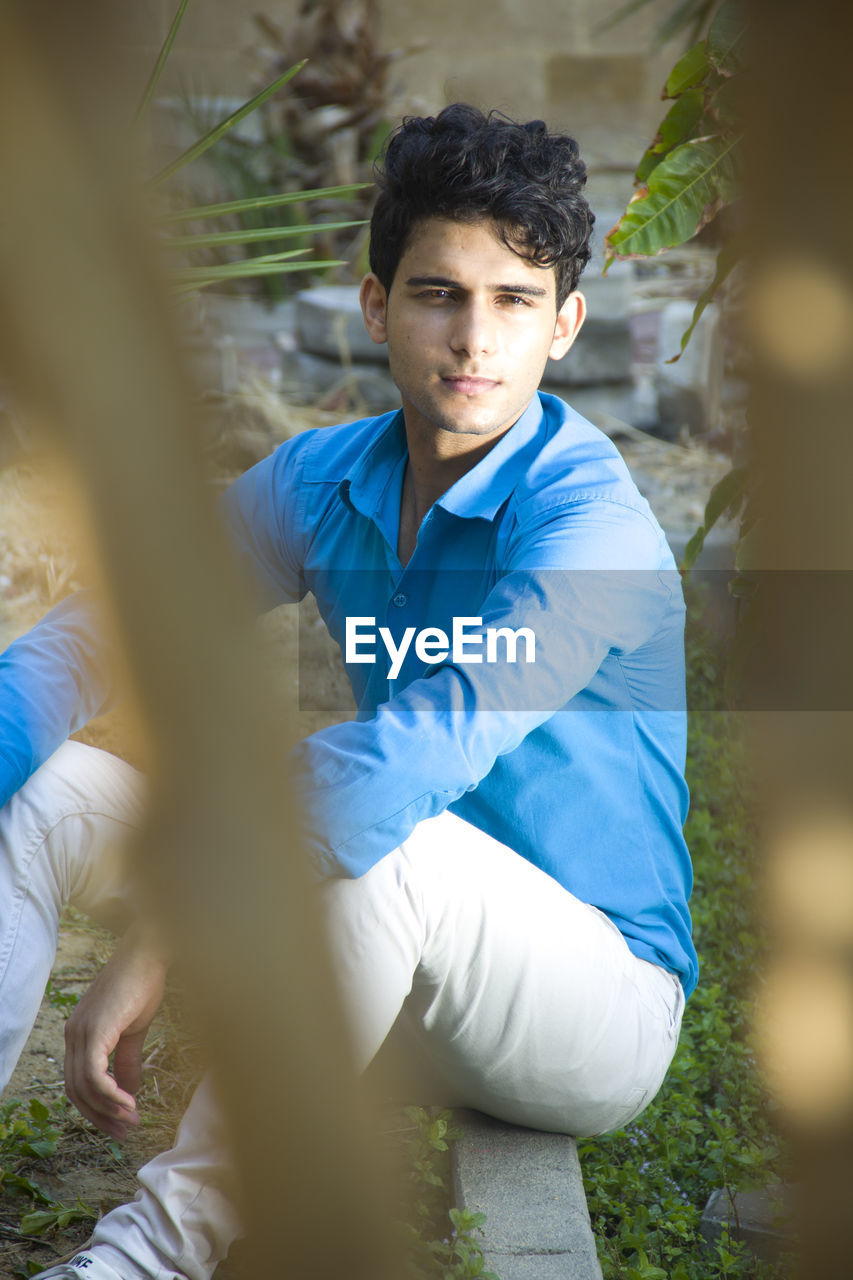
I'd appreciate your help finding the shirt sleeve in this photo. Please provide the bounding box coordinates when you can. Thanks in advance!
[291,498,681,878]
[217,431,311,609]
[0,433,312,810]
[0,591,116,809]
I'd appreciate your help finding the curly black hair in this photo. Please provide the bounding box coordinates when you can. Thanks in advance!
[369,104,594,309]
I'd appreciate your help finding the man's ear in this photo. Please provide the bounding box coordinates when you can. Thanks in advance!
[359,273,389,345]
[548,291,586,362]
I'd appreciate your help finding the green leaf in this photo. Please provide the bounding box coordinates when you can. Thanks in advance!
[19,1198,96,1237]
[707,75,742,127]
[158,184,371,224]
[606,134,741,260]
[708,0,747,76]
[704,466,748,530]
[664,41,710,98]
[635,88,705,184]
[171,258,345,294]
[151,60,307,186]
[164,219,365,251]
[18,1210,59,1236]
[134,0,189,125]
[22,1138,56,1159]
[28,1099,50,1126]
[734,521,761,571]
[665,235,742,361]
[170,246,310,279]
[680,468,747,573]
[0,1171,52,1203]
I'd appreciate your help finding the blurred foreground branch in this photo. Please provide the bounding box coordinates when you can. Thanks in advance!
[747,2,853,1276]
[0,3,398,1275]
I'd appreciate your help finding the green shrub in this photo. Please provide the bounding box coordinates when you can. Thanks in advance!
[578,621,790,1279]
[396,1107,498,1280]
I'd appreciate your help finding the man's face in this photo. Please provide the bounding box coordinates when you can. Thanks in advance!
[360,217,585,443]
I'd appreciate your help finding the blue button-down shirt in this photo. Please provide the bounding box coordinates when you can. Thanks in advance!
[221,392,697,994]
[0,392,695,994]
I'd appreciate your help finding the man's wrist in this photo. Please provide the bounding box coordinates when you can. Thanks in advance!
[122,918,172,970]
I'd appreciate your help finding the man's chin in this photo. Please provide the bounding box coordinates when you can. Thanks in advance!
[404,397,519,439]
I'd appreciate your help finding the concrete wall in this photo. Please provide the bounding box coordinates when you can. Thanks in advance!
[123,0,691,212]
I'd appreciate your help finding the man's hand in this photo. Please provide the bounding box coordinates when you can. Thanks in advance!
[63,922,170,1140]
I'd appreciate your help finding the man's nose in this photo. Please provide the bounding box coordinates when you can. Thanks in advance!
[449,298,496,357]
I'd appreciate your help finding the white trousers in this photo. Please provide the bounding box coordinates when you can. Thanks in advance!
[0,741,684,1280]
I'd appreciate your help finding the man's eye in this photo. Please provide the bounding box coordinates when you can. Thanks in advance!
[502,294,531,307]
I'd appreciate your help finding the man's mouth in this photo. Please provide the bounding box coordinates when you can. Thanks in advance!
[442,375,499,395]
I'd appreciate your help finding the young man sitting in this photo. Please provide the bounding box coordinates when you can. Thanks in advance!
[0,103,695,1280]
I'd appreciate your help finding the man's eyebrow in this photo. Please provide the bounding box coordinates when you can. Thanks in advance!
[404,275,550,297]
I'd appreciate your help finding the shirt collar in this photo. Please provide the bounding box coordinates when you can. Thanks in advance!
[339,410,407,543]
[341,395,546,528]
[435,394,545,520]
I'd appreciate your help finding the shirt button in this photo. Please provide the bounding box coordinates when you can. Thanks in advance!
[392,592,407,607]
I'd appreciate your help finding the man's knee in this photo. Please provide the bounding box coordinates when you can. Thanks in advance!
[25,741,145,824]
[1,741,145,929]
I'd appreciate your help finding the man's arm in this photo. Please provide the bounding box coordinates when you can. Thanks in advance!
[0,589,116,807]
[0,428,313,810]
[0,589,162,1137]
[291,502,681,878]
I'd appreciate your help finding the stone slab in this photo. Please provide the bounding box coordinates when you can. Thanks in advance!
[545,322,632,385]
[452,1109,603,1280]
[295,285,385,364]
[200,294,296,342]
[279,348,400,413]
[543,381,638,426]
[578,256,632,324]
[701,1185,798,1266]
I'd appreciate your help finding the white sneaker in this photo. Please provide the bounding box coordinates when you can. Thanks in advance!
[37,1252,125,1279]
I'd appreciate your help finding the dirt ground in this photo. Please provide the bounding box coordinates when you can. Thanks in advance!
[0,384,732,1277]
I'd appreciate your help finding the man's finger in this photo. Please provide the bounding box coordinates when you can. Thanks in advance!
[64,1040,139,1138]
[112,1031,146,1097]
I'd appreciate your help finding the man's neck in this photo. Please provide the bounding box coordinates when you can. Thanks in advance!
[397,412,512,565]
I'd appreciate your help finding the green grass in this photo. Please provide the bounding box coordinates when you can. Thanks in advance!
[394,1106,498,1279]
[577,615,793,1279]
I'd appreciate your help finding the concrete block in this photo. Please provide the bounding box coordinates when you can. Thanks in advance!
[279,348,400,414]
[655,300,724,438]
[201,295,296,343]
[584,251,630,303]
[546,256,632,385]
[550,382,644,429]
[546,322,632,386]
[452,1109,603,1280]
[295,286,385,364]
[701,1185,797,1265]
